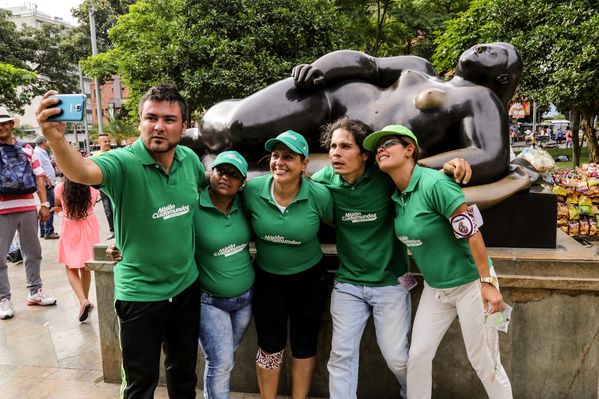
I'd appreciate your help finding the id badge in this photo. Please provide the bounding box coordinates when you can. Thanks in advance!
[397,272,418,291]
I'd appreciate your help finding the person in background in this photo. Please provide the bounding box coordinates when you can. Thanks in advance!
[565,128,573,148]
[555,128,563,146]
[243,130,333,399]
[92,134,115,239]
[54,177,100,322]
[0,107,56,321]
[364,124,512,399]
[509,128,517,145]
[6,234,22,264]
[34,136,59,239]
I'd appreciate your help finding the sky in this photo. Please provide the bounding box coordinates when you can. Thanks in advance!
[1,0,84,25]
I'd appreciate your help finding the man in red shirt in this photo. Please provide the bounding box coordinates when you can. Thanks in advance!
[0,107,56,320]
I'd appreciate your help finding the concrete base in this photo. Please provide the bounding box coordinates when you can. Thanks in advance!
[87,231,599,398]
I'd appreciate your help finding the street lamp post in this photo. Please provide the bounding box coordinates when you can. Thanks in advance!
[89,0,103,135]
[78,64,90,155]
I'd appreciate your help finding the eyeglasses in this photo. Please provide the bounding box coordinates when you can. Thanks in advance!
[376,139,404,151]
[214,167,242,180]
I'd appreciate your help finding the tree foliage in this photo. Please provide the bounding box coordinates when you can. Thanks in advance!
[433,0,599,164]
[0,9,80,112]
[82,0,348,120]
[18,23,81,94]
[336,0,469,59]
[68,0,137,63]
[0,63,37,112]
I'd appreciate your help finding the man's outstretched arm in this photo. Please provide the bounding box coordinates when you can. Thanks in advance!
[36,91,103,186]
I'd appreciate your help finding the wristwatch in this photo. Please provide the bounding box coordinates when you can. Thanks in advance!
[40,202,51,209]
[480,276,498,288]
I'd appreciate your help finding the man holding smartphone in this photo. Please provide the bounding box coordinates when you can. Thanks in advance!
[36,85,204,399]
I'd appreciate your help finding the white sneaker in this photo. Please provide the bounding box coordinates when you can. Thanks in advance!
[26,288,57,306]
[0,298,14,319]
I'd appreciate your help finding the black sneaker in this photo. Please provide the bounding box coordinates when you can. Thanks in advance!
[7,250,22,264]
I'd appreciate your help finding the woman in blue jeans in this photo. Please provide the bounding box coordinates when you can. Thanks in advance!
[195,151,254,399]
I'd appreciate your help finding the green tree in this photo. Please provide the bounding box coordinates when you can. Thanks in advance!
[103,108,138,145]
[68,0,137,62]
[433,0,599,165]
[82,0,348,120]
[19,23,80,94]
[336,0,469,59]
[0,9,81,109]
[0,10,27,69]
[0,63,37,112]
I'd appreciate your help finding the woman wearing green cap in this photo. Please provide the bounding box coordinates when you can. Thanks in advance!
[196,150,255,399]
[242,130,333,399]
[364,125,512,398]
[312,117,471,399]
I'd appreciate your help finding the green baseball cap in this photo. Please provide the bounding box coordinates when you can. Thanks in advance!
[212,150,248,177]
[264,130,309,158]
[363,125,419,151]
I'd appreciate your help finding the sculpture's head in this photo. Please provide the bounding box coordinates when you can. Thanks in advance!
[456,42,523,106]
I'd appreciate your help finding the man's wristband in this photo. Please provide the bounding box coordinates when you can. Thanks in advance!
[40,202,51,208]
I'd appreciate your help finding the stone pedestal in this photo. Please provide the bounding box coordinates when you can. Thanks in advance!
[86,231,599,398]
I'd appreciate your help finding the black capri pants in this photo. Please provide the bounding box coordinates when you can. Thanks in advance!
[252,260,327,358]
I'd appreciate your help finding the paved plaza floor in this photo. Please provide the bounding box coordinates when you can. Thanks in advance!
[0,202,270,399]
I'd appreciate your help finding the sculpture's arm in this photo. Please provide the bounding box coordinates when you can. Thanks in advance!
[292,50,436,89]
[419,94,510,186]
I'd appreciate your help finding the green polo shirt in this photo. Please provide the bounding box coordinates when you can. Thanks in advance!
[392,165,479,289]
[91,139,204,301]
[312,164,408,286]
[243,175,333,275]
[195,189,254,297]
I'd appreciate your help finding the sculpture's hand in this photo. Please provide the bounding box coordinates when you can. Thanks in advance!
[36,91,67,144]
[442,158,472,185]
[291,64,325,89]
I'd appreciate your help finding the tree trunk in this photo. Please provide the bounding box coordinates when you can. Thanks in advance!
[580,109,599,163]
[571,109,581,167]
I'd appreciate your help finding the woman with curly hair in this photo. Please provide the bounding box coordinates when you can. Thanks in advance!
[54,177,101,322]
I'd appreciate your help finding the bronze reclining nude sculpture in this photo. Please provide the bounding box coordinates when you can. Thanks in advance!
[194,42,530,208]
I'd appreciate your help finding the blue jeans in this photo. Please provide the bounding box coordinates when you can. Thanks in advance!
[327,282,411,399]
[199,289,253,399]
[39,187,55,236]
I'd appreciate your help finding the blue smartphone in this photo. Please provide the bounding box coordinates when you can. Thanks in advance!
[48,94,86,122]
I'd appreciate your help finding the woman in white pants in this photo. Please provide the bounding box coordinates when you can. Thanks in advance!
[364,125,513,399]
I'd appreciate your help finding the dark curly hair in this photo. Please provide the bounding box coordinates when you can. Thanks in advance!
[320,116,375,166]
[63,178,92,220]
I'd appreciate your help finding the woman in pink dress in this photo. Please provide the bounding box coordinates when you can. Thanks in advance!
[54,178,100,322]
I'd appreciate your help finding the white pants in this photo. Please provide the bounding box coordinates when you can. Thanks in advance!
[407,280,512,399]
